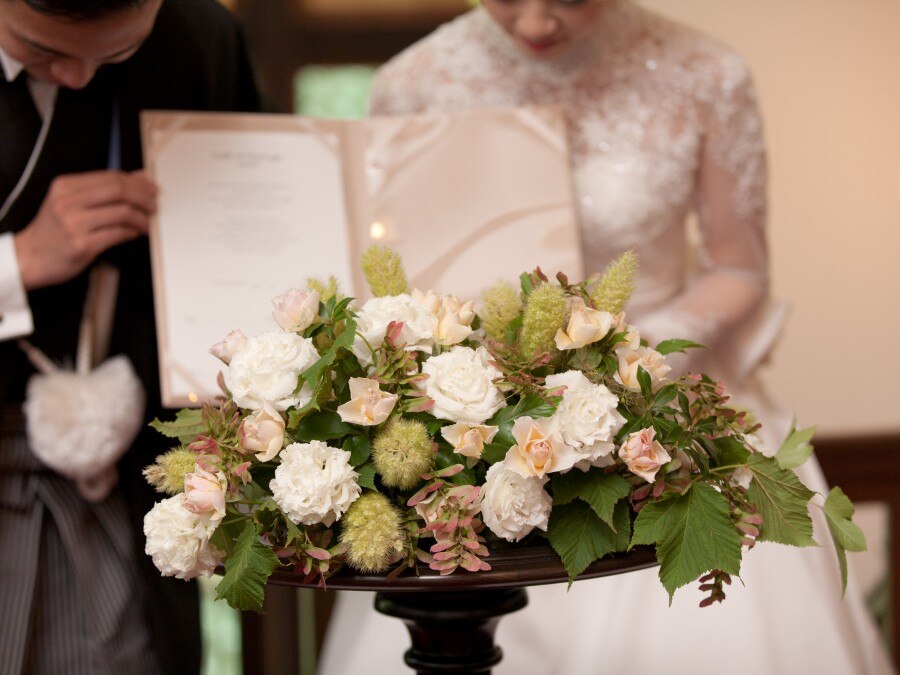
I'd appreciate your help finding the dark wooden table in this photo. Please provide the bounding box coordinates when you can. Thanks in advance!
[268,544,658,674]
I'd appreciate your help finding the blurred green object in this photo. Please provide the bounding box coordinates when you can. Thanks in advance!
[200,575,242,675]
[294,65,376,118]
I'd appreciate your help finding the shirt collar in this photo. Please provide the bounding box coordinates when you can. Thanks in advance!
[0,45,26,82]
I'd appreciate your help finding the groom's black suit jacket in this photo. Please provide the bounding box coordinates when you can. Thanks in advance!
[0,1,259,671]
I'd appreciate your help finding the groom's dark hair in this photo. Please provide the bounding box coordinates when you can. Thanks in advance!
[17,0,149,20]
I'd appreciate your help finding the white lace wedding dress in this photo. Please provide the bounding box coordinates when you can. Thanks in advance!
[320,3,892,673]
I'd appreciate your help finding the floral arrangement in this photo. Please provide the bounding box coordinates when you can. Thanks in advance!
[143,247,865,611]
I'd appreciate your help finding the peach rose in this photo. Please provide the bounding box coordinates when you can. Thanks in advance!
[503,416,580,479]
[183,465,227,522]
[240,402,286,462]
[619,427,672,483]
[336,378,399,426]
[440,423,499,463]
[554,298,614,350]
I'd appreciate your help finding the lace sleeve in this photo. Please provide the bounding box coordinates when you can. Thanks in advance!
[639,55,770,361]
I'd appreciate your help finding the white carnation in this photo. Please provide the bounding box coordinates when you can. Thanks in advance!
[226,331,319,411]
[143,495,224,581]
[546,371,626,469]
[352,294,436,367]
[421,346,507,424]
[480,463,552,542]
[270,441,361,526]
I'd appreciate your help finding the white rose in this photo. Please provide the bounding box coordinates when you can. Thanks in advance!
[502,416,581,478]
[352,294,436,367]
[271,288,320,332]
[144,495,224,581]
[336,377,399,426]
[421,346,507,424]
[270,441,361,526]
[546,371,626,469]
[226,331,319,411]
[614,345,671,392]
[480,463,552,542]
[209,329,247,365]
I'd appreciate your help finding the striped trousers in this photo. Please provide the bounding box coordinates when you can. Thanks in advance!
[0,431,160,675]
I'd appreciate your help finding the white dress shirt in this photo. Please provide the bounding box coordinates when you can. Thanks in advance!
[0,47,58,341]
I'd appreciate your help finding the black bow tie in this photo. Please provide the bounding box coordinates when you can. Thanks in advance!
[1,73,43,203]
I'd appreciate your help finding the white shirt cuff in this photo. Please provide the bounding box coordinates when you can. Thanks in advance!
[0,232,33,340]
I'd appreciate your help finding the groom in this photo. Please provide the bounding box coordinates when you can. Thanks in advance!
[0,0,259,672]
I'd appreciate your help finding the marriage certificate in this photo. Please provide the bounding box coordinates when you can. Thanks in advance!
[143,108,583,407]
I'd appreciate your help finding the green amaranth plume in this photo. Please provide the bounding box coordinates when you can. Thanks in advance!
[591,250,637,314]
[480,280,523,341]
[520,283,567,357]
[361,245,409,297]
[372,417,434,489]
[142,446,197,495]
[339,492,404,573]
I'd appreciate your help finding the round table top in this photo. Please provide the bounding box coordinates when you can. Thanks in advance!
[268,544,659,592]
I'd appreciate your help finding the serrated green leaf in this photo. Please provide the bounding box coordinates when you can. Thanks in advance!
[776,425,816,470]
[356,463,376,491]
[550,470,631,530]
[712,436,750,468]
[631,483,742,601]
[209,511,251,557]
[149,409,205,443]
[215,522,281,612]
[547,501,629,581]
[655,339,707,355]
[292,410,353,442]
[300,316,358,387]
[823,486,867,594]
[747,454,816,547]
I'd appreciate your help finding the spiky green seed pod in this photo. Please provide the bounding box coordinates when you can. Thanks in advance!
[590,250,637,314]
[479,280,522,341]
[361,245,409,298]
[143,447,197,495]
[340,492,404,573]
[306,275,340,302]
[372,417,434,489]
[520,283,567,357]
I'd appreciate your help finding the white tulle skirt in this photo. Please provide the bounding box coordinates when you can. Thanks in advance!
[319,381,893,675]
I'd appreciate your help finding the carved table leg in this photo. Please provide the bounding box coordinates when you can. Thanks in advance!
[374,588,528,675]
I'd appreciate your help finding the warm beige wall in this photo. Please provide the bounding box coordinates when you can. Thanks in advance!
[640,0,900,436]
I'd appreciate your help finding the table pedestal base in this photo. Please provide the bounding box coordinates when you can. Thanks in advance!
[375,588,528,675]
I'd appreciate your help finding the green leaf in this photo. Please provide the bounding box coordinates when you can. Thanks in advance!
[637,365,652,399]
[550,470,631,530]
[215,521,281,612]
[292,410,353,442]
[356,463,377,491]
[776,425,816,470]
[631,483,742,601]
[650,384,678,411]
[655,339,707,355]
[343,435,371,466]
[300,316,358,387]
[823,486,867,594]
[547,501,630,581]
[150,408,205,443]
[747,454,816,547]
[712,436,750,468]
[209,511,251,557]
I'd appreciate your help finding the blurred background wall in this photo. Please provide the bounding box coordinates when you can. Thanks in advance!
[639,0,900,438]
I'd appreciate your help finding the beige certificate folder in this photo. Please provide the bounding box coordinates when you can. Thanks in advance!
[142,107,583,407]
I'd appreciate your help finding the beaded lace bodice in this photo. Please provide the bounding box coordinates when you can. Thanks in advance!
[370,2,773,373]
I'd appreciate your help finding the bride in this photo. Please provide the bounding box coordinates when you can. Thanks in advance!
[321,1,891,672]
